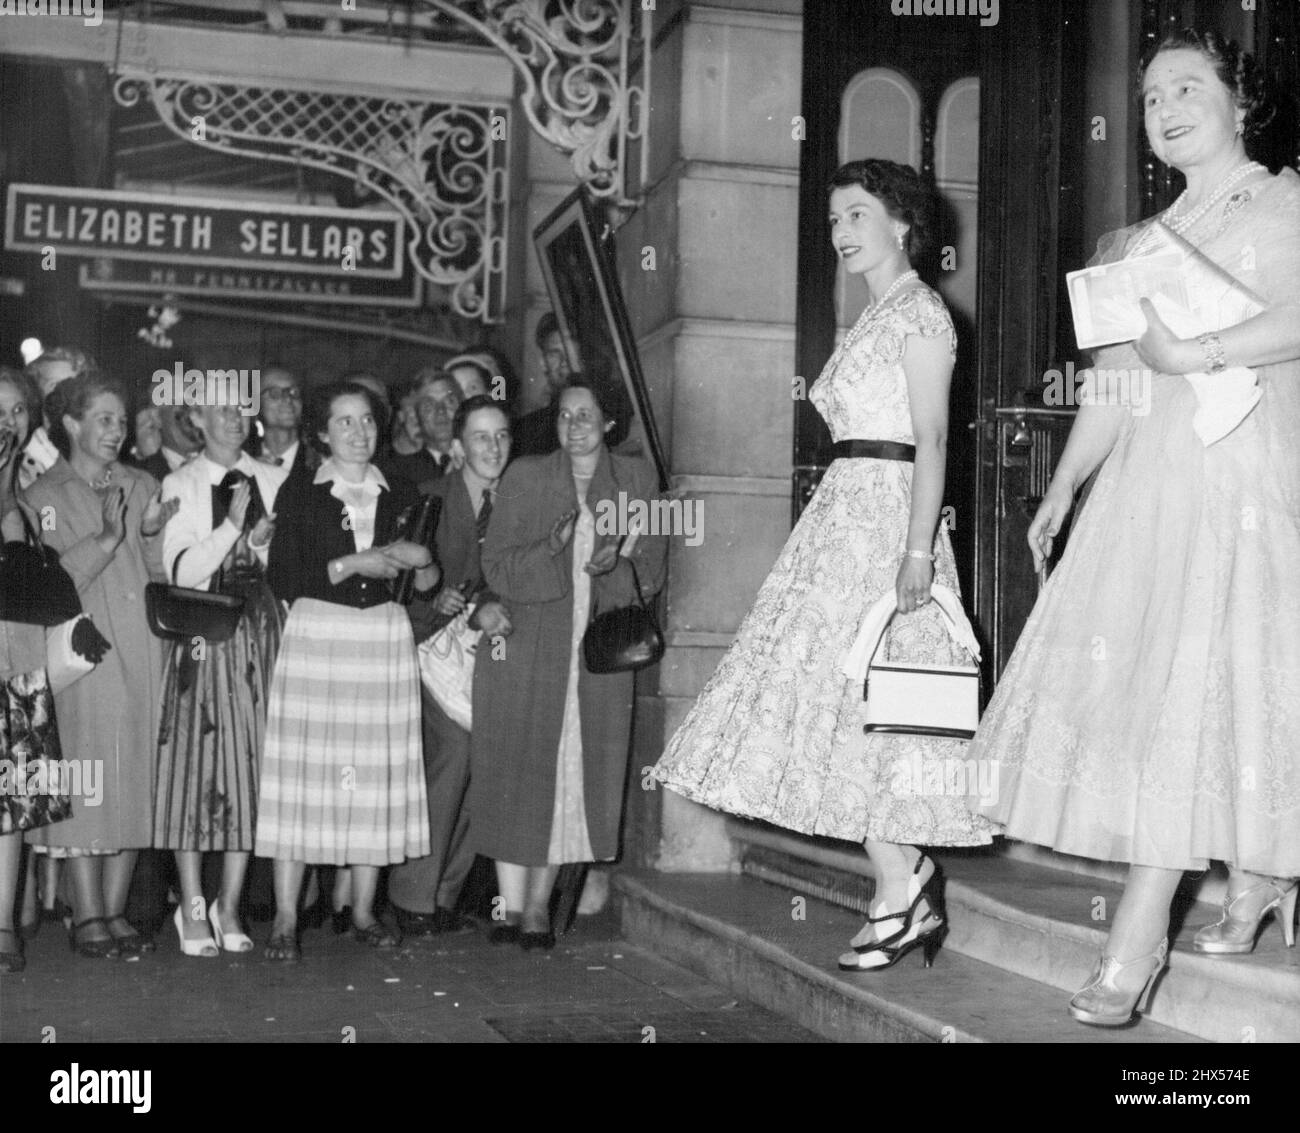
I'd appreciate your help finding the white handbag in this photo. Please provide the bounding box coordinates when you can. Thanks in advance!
[417,605,481,732]
[841,585,981,740]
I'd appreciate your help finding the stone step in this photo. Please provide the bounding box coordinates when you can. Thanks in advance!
[724,828,1300,1043]
[616,870,1202,1044]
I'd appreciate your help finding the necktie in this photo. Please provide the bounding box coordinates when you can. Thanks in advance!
[435,452,450,475]
[476,490,493,544]
[212,469,246,528]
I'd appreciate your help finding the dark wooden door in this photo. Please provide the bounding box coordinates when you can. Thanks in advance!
[794,0,983,595]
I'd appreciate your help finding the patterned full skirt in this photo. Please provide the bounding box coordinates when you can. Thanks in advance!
[655,456,997,846]
[255,599,430,866]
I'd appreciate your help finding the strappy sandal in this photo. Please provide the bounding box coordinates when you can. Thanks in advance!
[106,915,156,956]
[69,917,121,959]
[264,932,302,963]
[0,927,25,974]
[839,853,945,971]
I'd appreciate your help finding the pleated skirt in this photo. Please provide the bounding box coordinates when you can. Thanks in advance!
[254,599,429,866]
[152,580,283,851]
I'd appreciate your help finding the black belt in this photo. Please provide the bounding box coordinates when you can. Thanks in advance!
[832,439,916,463]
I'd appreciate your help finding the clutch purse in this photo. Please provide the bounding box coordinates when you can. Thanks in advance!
[583,559,664,675]
[842,585,981,740]
[145,559,245,644]
[0,509,82,627]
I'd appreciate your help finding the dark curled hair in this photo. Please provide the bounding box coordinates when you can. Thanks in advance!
[306,381,386,456]
[452,393,512,443]
[563,372,633,448]
[45,369,128,457]
[1138,29,1275,141]
[829,158,936,264]
[0,366,43,444]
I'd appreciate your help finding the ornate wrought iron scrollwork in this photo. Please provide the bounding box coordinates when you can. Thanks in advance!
[112,74,509,321]
[426,0,643,202]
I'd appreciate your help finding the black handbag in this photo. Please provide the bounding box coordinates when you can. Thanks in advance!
[0,507,82,627]
[389,494,441,606]
[582,559,664,674]
[145,559,245,645]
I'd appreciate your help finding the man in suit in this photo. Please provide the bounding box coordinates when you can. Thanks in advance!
[383,369,463,488]
[511,312,573,457]
[132,403,202,482]
[389,395,513,935]
[253,367,319,486]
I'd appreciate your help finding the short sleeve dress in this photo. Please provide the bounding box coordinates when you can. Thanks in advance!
[654,285,997,847]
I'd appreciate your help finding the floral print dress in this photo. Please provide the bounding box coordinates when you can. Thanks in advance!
[654,286,996,846]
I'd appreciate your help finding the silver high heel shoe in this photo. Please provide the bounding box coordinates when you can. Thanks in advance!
[1193,878,1297,955]
[1068,939,1168,1027]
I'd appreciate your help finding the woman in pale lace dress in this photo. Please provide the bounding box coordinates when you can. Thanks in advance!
[655,159,995,971]
[966,30,1300,1027]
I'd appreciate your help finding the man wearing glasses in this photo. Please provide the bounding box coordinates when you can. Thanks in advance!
[255,367,318,486]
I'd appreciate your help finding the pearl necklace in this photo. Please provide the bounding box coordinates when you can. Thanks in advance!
[1164,160,1263,235]
[843,270,919,353]
[868,269,919,315]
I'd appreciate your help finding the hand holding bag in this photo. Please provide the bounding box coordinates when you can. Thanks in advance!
[145,558,245,645]
[842,584,981,740]
[0,507,81,627]
[582,558,664,675]
[418,602,481,731]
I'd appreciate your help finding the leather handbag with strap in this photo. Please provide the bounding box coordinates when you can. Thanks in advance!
[145,558,245,645]
[0,507,82,627]
[582,558,664,675]
[841,584,981,740]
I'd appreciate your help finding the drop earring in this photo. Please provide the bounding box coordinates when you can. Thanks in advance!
[895,229,906,251]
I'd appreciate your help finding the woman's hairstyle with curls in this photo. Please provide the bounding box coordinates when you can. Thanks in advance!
[306,381,386,456]
[828,159,937,265]
[0,366,42,444]
[45,369,128,458]
[1139,29,1275,141]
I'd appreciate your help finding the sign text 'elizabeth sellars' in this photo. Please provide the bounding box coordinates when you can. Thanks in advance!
[4,184,404,278]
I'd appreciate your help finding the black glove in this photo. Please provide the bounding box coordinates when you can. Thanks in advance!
[70,616,112,665]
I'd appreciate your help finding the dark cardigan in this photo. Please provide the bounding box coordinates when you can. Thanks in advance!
[267,470,422,609]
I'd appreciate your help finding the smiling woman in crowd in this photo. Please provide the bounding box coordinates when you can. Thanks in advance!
[258,381,437,960]
[25,372,174,959]
[155,384,287,958]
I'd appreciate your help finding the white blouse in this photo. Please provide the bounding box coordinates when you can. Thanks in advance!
[314,458,386,553]
[161,453,287,589]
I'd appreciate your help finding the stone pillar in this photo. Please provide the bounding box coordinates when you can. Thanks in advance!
[612,0,804,871]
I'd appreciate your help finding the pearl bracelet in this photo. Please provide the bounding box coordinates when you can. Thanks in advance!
[903,549,936,563]
[1197,331,1227,374]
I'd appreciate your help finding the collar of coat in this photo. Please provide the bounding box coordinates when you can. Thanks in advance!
[541,445,622,507]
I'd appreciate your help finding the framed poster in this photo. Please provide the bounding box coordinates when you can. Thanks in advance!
[533,188,668,491]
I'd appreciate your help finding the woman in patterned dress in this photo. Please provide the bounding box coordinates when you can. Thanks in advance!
[0,366,74,974]
[154,387,287,957]
[654,159,995,969]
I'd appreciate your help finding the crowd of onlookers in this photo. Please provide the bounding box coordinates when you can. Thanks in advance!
[0,312,666,973]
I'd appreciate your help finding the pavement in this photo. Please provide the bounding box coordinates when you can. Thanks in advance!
[0,905,822,1044]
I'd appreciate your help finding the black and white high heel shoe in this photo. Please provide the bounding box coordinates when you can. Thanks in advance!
[838,853,946,971]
